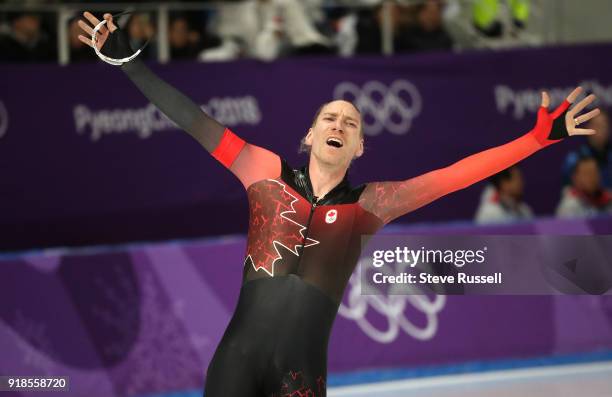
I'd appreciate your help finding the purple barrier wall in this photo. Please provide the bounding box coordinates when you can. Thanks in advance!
[2,44,612,250]
[2,218,612,396]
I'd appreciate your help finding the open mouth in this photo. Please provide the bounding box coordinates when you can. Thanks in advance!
[326,137,344,148]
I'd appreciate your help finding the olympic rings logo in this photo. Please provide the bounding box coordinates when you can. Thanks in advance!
[338,257,446,344]
[0,101,8,140]
[333,80,422,136]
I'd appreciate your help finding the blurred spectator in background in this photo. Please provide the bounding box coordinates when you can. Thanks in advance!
[396,0,454,52]
[472,0,529,37]
[475,165,533,224]
[556,154,612,218]
[562,111,612,189]
[442,0,537,50]
[351,1,394,54]
[126,12,156,60]
[199,0,332,62]
[169,14,202,59]
[353,0,453,55]
[327,3,358,57]
[0,12,56,62]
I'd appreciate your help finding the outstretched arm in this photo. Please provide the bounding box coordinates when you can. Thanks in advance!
[359,87,600,224]
[77,12,280,188]
[79,12,224,152]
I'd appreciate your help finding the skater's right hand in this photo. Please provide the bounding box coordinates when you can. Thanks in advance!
[77,12,118,51]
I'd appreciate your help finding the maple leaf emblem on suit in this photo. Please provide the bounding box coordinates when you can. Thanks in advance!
[245,179,319,276]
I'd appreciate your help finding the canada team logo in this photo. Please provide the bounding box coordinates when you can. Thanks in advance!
[333,80,422,136]
[0,100,8,140]
[325,209,338,224]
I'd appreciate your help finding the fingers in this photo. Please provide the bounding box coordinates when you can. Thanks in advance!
[552,86,590,119]
[569,93,597,116]
[566,86,583,104]
[568,107,600,136]
[77,34,94,48]
[103,13,118,33]
[575,108,601,125]
[570,128,597,136]
[83,11,107,35]
[77,19,94,36]
[541,91,550,109]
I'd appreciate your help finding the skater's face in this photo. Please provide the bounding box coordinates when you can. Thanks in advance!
[304,100,364,170]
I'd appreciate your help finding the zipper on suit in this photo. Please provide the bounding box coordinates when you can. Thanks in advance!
[296,197,318,270]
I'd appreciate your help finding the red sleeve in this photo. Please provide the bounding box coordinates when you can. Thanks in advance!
[211,128,281,189]
[359,101,571,224]
[211,128,246,168]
